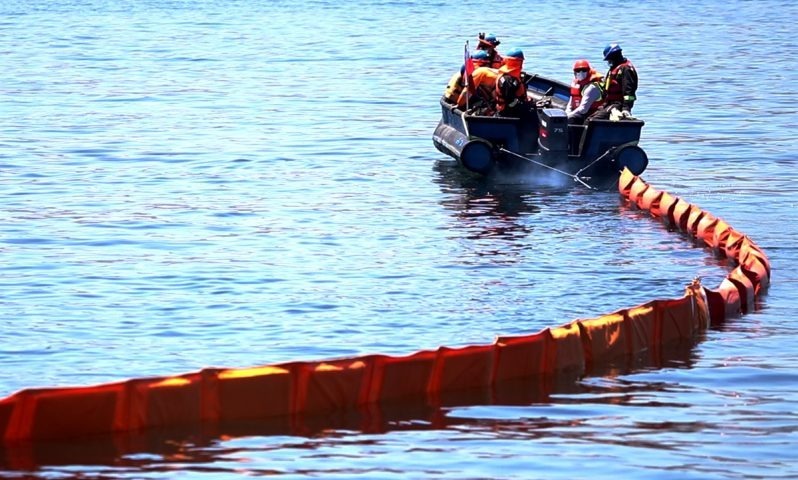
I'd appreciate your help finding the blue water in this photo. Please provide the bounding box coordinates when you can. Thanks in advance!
[2,0,798,478]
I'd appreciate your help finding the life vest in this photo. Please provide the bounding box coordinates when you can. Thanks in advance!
[603,59,636,104]
[444,70,465,104]
[568,70,604,114]
[458,67,499,113]
[495,58,527,114]
[488,51,504,69]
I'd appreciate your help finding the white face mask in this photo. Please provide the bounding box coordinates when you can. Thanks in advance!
[575,71,588,81]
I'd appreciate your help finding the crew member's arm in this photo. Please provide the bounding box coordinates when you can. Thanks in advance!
[620,66,638,112]
[569,85,601,117]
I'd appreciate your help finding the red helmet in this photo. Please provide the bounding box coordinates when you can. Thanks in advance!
[573,59,591,71]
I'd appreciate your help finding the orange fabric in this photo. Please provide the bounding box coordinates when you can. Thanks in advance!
[740,239,771,280]
[498,57,523,78]
[718,278,743,319]
[628,180,650,207]
[686,205,706,237]
[0,396,16,441]
[625,303,658,355]
[723,229,746,260]
[739,249,770,293]
[638,185,663,212]
[368,351,437,404]
[669,198,692,231]
[33,384,125,440]
[216,364,294,421]
[299,359,373,414]
[658,296,698,345]
[656,191,678,220]
[3,383,125,441]
[494,330,552,380]
[549,323,585,374]
[703,287,728,325]
[711,219,732,252]
[695,213,718,247]
[578,313,629,369]
[127,374,206,430]
[430,345,496,394]
[728,266,755,314]
[618,168,638,196]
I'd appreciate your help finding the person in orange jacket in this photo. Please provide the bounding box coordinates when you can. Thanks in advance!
[456,50,498,114]
[565,59,604,124]
[494,48,528,118]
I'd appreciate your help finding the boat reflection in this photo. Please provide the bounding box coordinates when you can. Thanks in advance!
[435,160,545,264]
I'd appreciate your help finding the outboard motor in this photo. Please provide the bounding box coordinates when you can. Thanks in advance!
[537,108,568,159]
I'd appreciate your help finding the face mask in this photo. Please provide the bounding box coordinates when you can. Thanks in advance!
[575,71,588,81]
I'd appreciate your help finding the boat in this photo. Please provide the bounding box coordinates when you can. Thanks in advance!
[432,73,649,189]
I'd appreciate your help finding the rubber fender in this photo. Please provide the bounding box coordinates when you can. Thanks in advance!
[614,144,648,176]
[460,138,495,175]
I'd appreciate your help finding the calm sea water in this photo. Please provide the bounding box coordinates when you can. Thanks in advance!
[2,0,798,478]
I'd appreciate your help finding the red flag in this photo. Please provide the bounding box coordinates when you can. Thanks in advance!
[464,41,474,78]
[463,41,475,96]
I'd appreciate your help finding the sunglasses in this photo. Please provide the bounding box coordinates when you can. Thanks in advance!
[574,68,589,73]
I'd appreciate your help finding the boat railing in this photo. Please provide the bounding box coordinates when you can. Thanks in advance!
[577,119,645,160]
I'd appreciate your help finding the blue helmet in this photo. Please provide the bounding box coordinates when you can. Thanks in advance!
[603,43,622,60]
[505,47,524,60]
[471,50,490,61]
[478,32,500,47]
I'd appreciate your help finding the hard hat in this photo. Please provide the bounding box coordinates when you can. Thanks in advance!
[573,59,591,71]
[505,47,524,60]
[471,50,490,61]
[478,33,500,47]
[603,43,622,60]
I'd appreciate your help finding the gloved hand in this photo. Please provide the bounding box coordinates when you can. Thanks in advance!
[609,106,622,121]
[620,110,634,120]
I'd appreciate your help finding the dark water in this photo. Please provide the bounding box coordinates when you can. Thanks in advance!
[1,0,797,478]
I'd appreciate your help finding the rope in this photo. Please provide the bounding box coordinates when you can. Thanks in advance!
[574,141,638,178]
[499,147,595,190]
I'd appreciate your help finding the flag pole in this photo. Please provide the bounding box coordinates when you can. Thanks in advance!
[464,41,470,112]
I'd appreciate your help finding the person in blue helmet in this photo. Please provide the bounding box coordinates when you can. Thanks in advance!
[457,50,498,114]
[494,47,528,118]
[476,32,504,68]
[589,43,638,121]
[444,50,492,105]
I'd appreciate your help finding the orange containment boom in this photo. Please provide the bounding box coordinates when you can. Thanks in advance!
[0,169,770,443]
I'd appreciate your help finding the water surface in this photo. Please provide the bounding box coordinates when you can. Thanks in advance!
[1,0,797,478]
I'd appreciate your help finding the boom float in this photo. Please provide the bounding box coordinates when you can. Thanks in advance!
[0,169,770,445]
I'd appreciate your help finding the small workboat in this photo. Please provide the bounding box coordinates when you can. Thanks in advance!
[432,73,649,189]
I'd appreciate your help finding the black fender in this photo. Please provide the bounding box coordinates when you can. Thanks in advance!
[460,138,496,175]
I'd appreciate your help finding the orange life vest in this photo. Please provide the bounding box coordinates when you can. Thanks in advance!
[495,58,527,114]
[457,67,498,112]
[488,51,503,69]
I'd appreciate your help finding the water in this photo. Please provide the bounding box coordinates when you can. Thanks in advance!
[2,0,798,478]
